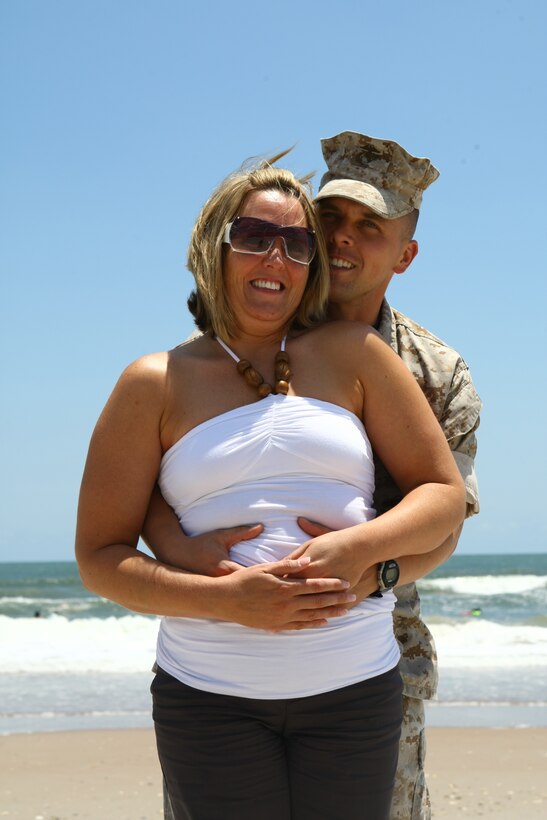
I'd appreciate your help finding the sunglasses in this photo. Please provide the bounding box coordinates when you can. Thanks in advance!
[223,217,316,266]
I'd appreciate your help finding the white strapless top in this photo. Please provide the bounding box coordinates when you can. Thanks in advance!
[156,395,399,698]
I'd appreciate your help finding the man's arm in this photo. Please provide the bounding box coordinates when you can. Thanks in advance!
[142,484,261,576]
[397,525,462,585]
[296,388,480,599]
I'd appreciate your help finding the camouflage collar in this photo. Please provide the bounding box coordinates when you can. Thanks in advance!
[375,299,398,352]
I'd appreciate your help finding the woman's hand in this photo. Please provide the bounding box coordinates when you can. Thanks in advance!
[287,529,367,589]
[213,556,356,631]
[292,518,379,602]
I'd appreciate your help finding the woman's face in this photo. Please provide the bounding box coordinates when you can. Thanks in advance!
[223,189,310,338]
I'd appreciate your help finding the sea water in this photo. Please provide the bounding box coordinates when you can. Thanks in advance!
[1,554,546,734]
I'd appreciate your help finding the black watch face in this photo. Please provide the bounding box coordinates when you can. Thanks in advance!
[384,566,399,585]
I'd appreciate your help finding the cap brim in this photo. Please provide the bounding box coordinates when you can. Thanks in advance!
[315,179,414,220]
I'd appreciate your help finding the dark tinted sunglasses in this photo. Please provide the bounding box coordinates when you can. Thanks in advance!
[223,217,316,265]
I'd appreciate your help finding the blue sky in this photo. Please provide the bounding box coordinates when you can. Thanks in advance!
[1,0,546,561]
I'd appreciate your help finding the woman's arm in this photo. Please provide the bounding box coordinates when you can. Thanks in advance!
[75,355,354,627]
[296,518,462,598]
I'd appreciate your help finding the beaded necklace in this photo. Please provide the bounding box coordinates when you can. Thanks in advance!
[215,335,291,399]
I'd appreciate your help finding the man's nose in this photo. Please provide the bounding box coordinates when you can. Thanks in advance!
[328,222,353,245]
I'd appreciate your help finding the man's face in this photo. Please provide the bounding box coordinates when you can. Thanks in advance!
[316,197,418,319]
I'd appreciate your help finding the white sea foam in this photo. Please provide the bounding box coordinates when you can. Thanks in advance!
[421,574,547,596]
[429,620,547,668]
[3,613,547,674]
[1,614,159,672]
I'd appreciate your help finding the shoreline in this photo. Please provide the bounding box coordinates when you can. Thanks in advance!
[1,727,546,819]
[3,700,546,736]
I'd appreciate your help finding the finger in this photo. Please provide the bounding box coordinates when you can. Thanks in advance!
[296,517,332,537]
[300,604,351,619]
[216,559,245,575]
[222,523,264,546]
[288,577,351,593]
[296,591,356,610]
[285,543,308,560]
[260,556,312,577]
[270,620,329,632]
[273,602,353,631]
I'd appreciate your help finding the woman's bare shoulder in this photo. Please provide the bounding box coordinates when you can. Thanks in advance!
[104,352,172,417]
[119,334,211,384]
[118,351,169,382]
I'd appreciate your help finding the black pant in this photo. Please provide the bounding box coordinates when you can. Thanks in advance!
[152,665,403,820]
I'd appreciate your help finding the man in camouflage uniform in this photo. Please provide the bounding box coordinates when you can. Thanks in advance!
[309,131,481,819]
[159,131,481,820]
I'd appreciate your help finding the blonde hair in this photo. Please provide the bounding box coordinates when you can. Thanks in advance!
[187,151,330,340]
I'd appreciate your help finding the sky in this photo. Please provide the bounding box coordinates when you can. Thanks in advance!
[1,0,546,562]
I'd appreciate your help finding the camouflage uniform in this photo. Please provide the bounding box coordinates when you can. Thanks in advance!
[375,299,481,820]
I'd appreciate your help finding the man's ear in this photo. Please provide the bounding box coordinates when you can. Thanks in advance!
[394,240,418,275]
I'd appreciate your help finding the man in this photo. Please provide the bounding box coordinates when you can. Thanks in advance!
[304,131,481,818]
[151,132,481,819]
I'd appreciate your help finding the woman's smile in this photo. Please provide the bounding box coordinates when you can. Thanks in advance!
[251,278,283,291]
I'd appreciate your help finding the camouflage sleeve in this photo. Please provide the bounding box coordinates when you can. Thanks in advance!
[440,359,482,518]
[453,437,480,517]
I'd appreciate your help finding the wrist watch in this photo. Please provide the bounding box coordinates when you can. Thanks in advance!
[377,559,400,591]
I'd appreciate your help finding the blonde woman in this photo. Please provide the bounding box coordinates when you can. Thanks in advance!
[76,157,465,819]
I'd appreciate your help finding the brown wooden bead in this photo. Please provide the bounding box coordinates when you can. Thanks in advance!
[275,380,289,395]
[275,361,291,381]
[237,359,252,374]
[275,351,289,364]
[244,367,263,388]
[257,382,273,398]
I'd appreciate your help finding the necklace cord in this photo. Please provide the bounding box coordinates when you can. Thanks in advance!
[215,336,291,399]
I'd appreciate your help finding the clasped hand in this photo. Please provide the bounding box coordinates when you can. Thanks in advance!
[161,519,378,628]
[288,518,379,602]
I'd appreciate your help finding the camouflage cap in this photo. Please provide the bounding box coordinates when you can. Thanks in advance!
[315,131,440,219]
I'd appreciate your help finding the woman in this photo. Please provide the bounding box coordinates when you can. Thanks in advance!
[76,156,465,819]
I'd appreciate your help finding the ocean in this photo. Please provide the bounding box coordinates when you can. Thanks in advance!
[1,554,546,734]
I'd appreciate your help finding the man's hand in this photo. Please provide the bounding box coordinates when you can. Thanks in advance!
[215,556,356,631]
[296,517,331,540]
[166,524,264,576]
[142,485,263,576]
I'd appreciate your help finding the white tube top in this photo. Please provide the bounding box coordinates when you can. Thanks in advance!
[156,395,399,698]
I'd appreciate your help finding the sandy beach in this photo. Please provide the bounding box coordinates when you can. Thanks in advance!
[1,727,546,819]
